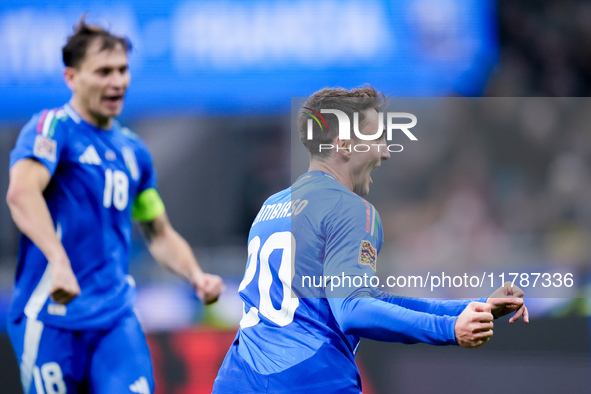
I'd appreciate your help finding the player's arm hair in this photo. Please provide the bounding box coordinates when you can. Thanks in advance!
[137,213,167,243]
[138,212,204,284]
[133,188,194,274]
[135,189,223,304]
[134,187,168,243]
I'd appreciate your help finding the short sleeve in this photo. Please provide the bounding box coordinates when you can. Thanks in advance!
[323,194,384,284]
[133,138,158,194]
[10,109,68,175]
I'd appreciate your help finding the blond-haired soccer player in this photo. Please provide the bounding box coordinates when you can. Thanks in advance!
[213,87,528,393]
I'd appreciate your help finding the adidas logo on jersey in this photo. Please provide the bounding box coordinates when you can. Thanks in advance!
[79,145,102,165]
[129,376,150,394]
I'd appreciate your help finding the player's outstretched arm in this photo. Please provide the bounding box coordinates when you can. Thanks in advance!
[378,292,478,317]
[139,213,224,305]
[486,282,529,323]
[328,295,460,345]
[6,159,80,304]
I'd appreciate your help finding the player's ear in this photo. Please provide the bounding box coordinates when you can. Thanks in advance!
[335,137,352,160]
[63,67,77,91]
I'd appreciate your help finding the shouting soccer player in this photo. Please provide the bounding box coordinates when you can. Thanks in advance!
[6,16,224,394]
[212,87,528,393]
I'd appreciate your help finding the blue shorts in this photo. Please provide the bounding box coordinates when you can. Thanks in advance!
[212,338,362,394]
[7,310,154,394]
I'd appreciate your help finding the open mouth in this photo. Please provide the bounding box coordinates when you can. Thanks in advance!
[102,95,124,108]
[369,164,380,184]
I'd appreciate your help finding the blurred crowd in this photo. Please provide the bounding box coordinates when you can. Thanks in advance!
[489,0,591,96]
[375,98,591,300]
[372,0,591,309]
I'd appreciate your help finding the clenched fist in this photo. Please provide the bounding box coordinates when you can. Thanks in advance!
[455,302,494,348]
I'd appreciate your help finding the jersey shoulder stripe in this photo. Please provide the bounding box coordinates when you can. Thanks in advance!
[38,109,57,137]
[362,199,371,233]
[35,109,49,134]
[34,107,71,139]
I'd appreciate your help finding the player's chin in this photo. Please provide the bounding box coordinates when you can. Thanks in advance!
[101,101,124,117]
[355,184,371,197]
[107,105,124,117]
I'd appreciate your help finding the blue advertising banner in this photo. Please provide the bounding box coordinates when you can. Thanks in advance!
[0,0,497,121]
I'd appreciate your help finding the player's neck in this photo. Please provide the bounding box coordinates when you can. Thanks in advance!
[308,160,353,192]
[68,98,113,130]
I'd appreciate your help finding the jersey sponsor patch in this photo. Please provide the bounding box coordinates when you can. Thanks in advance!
[33,135,57,162]
[358,240,377,271]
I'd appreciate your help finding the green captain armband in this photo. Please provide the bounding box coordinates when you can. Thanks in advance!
[133,188,165,222]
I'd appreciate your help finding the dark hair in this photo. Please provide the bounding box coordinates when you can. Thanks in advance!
[298,86,385,159]
[62,15,132,68]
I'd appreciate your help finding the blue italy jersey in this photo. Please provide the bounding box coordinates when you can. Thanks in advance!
[9,104,157,330]
[215,170,468,393]
[225,171,384,390]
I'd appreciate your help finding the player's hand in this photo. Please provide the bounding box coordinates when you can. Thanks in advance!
[192,273,225,305]
[487,281,529,323]
[49,261,81,304]
[455,302,494,348]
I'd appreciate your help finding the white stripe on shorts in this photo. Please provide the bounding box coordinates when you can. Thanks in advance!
[20,223,61,393]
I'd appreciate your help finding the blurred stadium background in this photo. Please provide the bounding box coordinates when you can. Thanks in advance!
[1,0,591,393]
